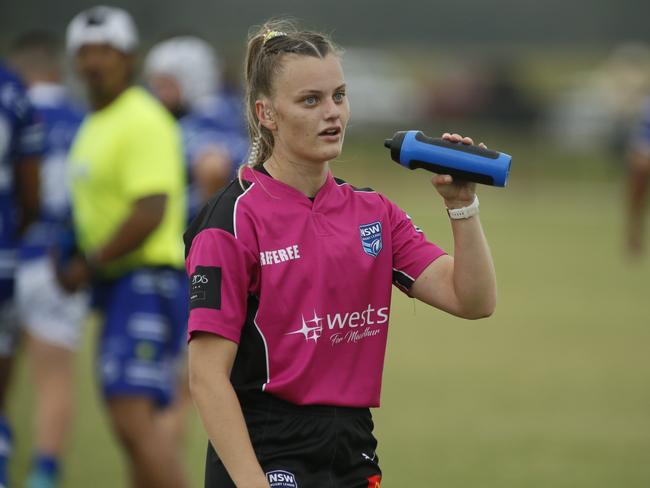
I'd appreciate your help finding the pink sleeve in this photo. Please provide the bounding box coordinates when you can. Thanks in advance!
[185,228,256,343]
[383,196,447,291]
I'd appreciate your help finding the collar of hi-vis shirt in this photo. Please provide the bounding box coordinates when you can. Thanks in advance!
[242,165,336,208]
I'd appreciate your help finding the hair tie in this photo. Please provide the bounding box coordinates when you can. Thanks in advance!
[263,30,287,45]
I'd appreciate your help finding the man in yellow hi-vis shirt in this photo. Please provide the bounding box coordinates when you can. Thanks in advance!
[58,6,187,487]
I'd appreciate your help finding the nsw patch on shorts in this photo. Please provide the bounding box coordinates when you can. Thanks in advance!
[266,470,299,488]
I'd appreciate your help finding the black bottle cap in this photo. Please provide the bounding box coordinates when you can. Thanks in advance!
[384,131,406,163]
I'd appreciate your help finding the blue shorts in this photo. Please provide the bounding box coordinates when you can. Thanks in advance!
[93,267,188,407]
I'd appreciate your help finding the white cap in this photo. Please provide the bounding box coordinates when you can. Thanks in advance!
[144,36,220,109]
[66,5,138,54]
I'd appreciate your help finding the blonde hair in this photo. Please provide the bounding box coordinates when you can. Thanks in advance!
[242,19,340,170]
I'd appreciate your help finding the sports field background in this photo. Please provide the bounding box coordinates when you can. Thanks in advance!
[7,127,650,487]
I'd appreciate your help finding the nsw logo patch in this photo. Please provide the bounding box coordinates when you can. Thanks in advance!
[189,266,221,310]
[266,470,299,488]
[359,221,383,257]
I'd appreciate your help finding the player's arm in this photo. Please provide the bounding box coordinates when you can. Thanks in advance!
[626,100,650,256]
[626,148,650,255]
[13,86,43,236]
[57,194,166,292]
[188,333,269,488]
[409,132,496,319]
[91,193,166,264]
[14,154,40,235]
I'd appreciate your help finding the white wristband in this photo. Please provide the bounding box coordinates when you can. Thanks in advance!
[446,195,479,220]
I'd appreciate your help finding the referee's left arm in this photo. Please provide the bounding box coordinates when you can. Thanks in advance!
[409,214,496,320]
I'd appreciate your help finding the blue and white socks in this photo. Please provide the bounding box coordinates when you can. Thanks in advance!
[26,454,60,488]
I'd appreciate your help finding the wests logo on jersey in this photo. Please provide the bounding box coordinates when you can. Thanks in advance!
[286,305,389,345]
[359,221,382,257]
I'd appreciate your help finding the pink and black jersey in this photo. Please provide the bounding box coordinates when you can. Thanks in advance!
[184,166,445,408]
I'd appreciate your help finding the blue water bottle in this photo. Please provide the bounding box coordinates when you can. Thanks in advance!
[384,130,512,187]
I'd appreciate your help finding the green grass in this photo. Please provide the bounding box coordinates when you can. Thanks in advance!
[8,133,650,487]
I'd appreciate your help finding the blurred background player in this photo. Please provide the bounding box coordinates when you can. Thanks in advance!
[8,31,87,488]
[143,35,248,447]
[626,96,650,257]
[57,6,187,488]
[0,62,42,488]
[144,36,248,222]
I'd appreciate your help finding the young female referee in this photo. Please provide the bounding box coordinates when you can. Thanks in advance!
[185,20,497,488]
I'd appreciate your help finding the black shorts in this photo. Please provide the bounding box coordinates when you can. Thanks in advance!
[205,391,382,488]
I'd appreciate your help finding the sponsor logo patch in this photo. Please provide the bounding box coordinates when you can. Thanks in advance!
[359,221,382,257]
[189,266,221,310]
[266,470,298,488]
[286,305,389,345]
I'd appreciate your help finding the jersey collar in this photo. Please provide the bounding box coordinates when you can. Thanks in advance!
[242,165,336,208]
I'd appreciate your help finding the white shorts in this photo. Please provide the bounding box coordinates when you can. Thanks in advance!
[16,257,89,351]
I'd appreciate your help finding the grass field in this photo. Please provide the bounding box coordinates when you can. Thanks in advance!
[8,131,650,487]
